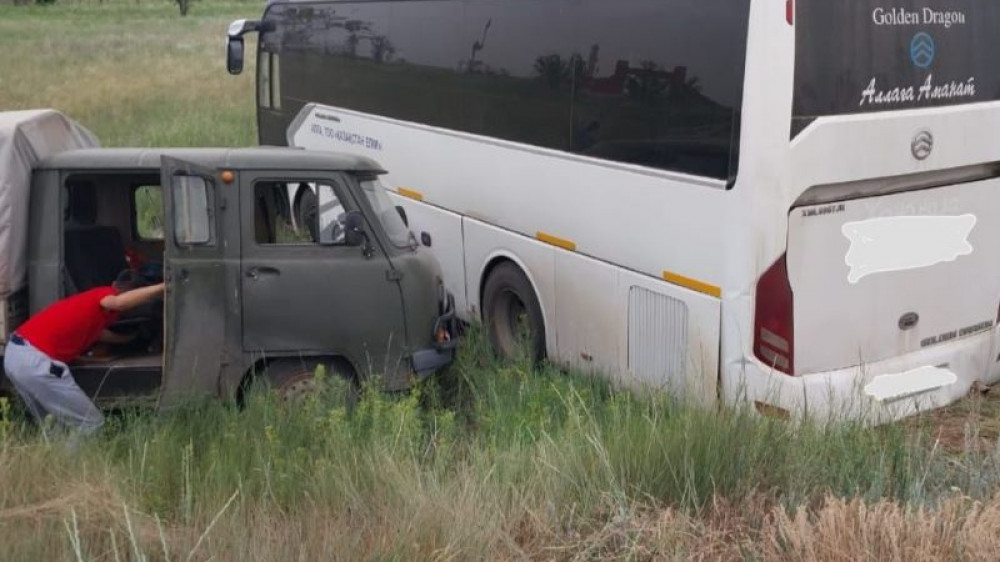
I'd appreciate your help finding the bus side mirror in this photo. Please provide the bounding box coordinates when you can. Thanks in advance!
[226,19,261,76]
[227,37,245,75]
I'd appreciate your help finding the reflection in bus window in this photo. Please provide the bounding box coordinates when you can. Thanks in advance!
[262,0,751,180]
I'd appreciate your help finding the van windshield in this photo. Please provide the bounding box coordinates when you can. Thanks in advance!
[792,0,1000,136]
[360,177,413,249]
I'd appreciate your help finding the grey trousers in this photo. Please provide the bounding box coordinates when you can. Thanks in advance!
[3,338,103,436]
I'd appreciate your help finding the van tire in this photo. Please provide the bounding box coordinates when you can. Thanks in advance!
[260,358,358,406]
[482,262,546,362]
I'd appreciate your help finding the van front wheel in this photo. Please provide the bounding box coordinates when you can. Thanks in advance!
[482,263,546,362]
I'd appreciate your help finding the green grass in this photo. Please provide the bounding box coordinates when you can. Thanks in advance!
[0,0,258,147]
[3,3,1000,560]
[1,330,999,559]
[2,331,998,559]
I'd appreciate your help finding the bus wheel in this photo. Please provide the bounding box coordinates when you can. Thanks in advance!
[261,358,358,407]
[483,262,546,362]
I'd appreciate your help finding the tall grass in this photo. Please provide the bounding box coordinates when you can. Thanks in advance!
[0,331,996,559]
[0,1,259,146]
[4,3,1000,559]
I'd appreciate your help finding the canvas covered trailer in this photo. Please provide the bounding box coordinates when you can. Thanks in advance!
[0,110,99,342]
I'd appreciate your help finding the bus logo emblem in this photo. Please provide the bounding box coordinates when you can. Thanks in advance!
[899,312,920,331]
[911,130,934,160]
[910,32,936,69]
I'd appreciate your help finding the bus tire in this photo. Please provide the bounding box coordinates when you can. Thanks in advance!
[482,262,546,362]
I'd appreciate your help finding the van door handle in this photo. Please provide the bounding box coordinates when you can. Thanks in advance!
[246,267,280,279]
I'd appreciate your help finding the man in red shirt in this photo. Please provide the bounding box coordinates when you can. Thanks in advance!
[4,270,165,435]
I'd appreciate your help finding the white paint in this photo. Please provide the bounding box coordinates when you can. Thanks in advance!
[787,183,1000,376]
[277,0,1000,423]
[864,365,958,402]
[388,194,470,318]
[842,214,976,284]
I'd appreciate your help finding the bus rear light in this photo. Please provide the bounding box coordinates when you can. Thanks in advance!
[786,0,795,25]
[754,254,794,375]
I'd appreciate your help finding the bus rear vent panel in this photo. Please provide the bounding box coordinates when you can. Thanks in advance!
[628,286,688,388]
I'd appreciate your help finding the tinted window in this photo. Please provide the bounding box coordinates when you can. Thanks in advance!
[460,1,576,150]
[793,0,1000,136]
[266,0,750,181]
[267,1,465,130]
[568,1,749,179]
[259,49,272,109]
[259,52,282,110]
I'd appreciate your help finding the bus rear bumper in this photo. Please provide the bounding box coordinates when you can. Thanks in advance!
[725,331,999,424]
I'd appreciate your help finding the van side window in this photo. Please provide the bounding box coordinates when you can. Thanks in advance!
[171,175,214,246]
[254,182,346,245]
[133,185,164,241]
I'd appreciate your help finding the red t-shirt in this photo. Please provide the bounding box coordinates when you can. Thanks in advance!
[17,287,120,363]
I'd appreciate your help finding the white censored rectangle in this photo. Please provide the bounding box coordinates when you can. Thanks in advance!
[842,215,976,284]
[864,365,958,402]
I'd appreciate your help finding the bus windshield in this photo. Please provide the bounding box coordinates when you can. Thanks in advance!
[792,0,1000,136]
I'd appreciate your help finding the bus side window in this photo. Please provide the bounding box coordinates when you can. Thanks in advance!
[271,53,281,110]
[259,51,271,109]
[259,52,281,110]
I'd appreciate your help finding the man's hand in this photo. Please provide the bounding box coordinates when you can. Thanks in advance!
[100,283,165,312]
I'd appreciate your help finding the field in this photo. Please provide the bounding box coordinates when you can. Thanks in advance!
[4,2,1000,560]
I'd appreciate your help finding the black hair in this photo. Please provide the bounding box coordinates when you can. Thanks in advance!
[112,270,146,293]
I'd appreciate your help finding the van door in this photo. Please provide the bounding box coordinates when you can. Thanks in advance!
[158,157,228,406]
[239,173,406,378]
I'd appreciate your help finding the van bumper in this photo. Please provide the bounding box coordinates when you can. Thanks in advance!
[411,288,460,379]
[725,330,999,424]
[412,345,455,379]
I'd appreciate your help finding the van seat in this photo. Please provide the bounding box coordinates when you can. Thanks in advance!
[64,226,127,291]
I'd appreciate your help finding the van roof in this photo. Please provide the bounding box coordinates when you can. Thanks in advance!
[37,147,386,174]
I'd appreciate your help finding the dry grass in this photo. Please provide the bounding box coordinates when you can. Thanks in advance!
[907,386,1000,454]
[4,3,1000,561]
[6,469,1000,562]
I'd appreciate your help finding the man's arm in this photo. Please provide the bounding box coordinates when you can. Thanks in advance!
[100,283,165,312]
[98,329,137,344]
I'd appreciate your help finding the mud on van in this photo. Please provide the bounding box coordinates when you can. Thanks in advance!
[0,110,456,408]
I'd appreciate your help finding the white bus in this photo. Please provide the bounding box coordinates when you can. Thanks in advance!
[228,0,1000,421]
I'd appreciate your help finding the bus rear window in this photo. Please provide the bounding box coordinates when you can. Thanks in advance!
[792,0,1000,137]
